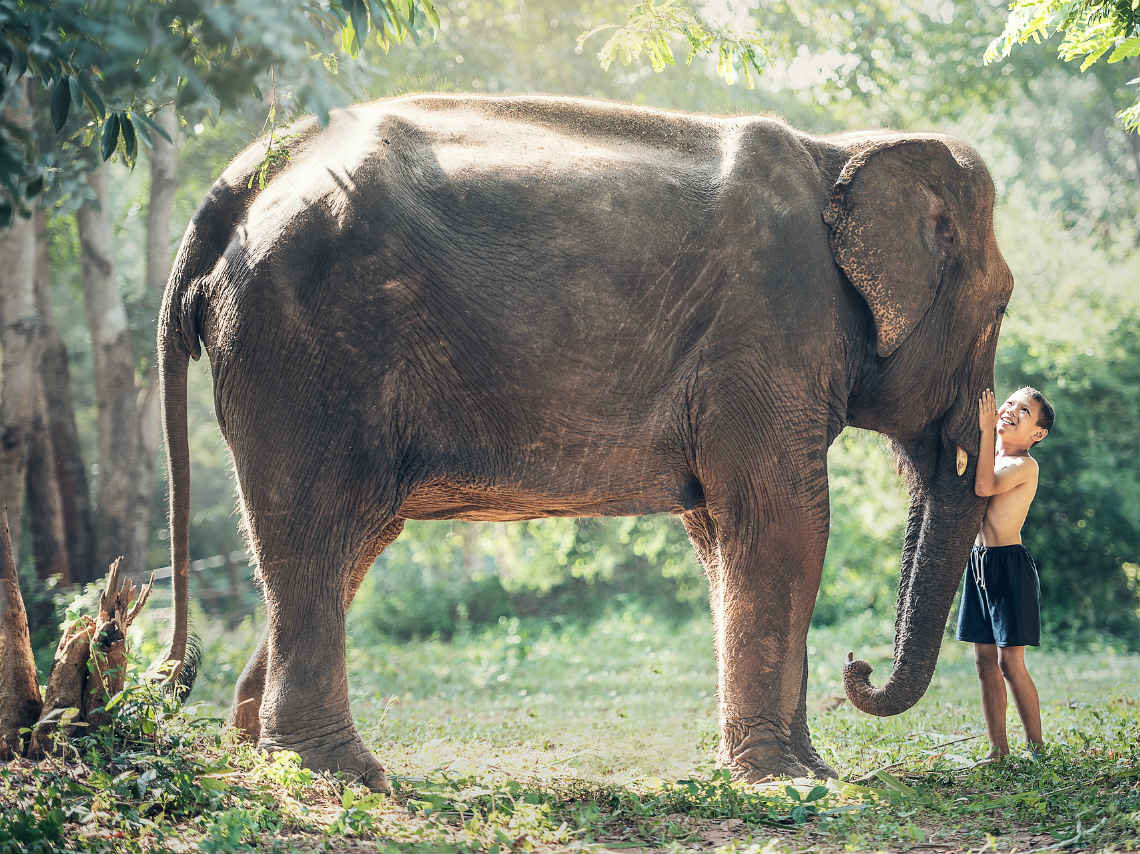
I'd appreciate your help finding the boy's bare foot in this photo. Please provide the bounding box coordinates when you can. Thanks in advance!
[973,748,1009,767]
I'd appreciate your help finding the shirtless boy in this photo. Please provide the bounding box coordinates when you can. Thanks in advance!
[956,386,1054,760]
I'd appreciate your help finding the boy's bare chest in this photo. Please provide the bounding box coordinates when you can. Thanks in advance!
[981,479,1037,544]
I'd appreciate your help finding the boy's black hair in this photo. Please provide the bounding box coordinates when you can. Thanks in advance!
[1017,386,1054,440]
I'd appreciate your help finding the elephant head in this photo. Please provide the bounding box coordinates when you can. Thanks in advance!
[823,135,1013,716]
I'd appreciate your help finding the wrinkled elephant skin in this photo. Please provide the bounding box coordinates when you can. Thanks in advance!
[158,96,1011,788]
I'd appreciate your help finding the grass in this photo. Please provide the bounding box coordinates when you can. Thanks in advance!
[2,605,1137,852]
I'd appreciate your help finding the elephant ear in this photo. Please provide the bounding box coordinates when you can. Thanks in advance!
[823,138,962,357]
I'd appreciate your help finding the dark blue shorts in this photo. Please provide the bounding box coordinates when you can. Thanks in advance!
[955,544,1040,647]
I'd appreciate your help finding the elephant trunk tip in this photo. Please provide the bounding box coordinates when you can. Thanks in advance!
[842,651,883,715]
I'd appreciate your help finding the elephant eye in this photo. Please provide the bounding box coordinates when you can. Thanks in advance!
[996,303,1007,317]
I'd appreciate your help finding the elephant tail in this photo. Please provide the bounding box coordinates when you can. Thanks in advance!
[154,178,250,696]
[155,233,201,696]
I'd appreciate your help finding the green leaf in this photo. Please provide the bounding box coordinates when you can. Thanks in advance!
[805,784,829,803]
[100,113,120,161]
[380,0,405,40]
[355,792,386,810]
[349,0,369,46]
[1107,37,1140,63]
[68,75,83,116]
[874,771,918,797]
[1079,43,1112,71]
[51,75,70,131]
[420,0,440,29]
[341,18,357,56]
[120,112,136,161]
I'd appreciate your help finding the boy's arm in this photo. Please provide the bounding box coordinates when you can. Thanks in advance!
[974,389,1038,497]
[974,390,997,497]
[977,454,1038,496]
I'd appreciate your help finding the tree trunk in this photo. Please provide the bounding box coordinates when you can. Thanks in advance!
[78,165,147,577]
[26,379,70,584]
[26,212,72,585]
[2,501,154,757]
[0,77,40,560]
[36,210,96,583]
[145,106,179,301]
[0,508,43,757]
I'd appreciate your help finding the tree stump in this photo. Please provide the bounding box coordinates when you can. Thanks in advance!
[0,507,152,757]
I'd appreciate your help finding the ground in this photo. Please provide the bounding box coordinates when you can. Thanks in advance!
[1,606,1137,852]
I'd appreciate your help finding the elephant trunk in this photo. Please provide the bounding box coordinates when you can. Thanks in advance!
[843,435,984,716]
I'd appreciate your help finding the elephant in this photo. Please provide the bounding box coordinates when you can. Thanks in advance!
[157,94,1011,791]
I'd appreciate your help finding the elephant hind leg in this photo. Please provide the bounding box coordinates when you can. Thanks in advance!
[228,518,406,744]
[229,631,267,742]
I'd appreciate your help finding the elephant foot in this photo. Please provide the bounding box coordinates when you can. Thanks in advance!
[792,742,838,779]
[228,695,262,742]
[791,728,838,778]
[259,728,390,793]
[721,723,814,781]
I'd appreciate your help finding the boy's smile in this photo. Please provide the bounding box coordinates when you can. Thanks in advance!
[996,391,1047,448]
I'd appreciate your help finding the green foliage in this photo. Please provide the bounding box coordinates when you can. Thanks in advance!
[816,431,908,627]
[0,0,441,220]
[200,805,280,851]
[4,608,1138,850]
[579,0,768,86]
[350,555,515,641]
[327,786,388,836]
[996,316,1140,642]
[992,197,1140,647]
[987,0,1140,130]
[0,776,67,853]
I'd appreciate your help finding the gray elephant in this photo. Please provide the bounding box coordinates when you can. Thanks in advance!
[158,95,1009,790]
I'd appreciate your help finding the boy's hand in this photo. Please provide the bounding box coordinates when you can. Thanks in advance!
[978,388,998,434]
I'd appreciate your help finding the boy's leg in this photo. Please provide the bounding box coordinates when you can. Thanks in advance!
[997,646,1043,748]
[973,643,1009,757]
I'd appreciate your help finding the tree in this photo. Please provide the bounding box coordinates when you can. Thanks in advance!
[987,0,1140,131]
[0,78,38,558]
[0,0,444,223]
[25,210,71,585]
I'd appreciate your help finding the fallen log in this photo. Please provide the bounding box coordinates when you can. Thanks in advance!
[0,507,152,757]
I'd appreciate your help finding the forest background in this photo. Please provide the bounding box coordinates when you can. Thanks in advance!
[3,0,1138,672]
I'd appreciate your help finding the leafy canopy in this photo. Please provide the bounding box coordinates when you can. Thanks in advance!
[578,0,767,85]
[0,0,770,225]
[986,0,1140,130]
[0,0,442,224]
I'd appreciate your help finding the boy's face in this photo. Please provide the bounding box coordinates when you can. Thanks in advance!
[997,390,1048,446]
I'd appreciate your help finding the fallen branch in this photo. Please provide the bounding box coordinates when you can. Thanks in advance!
[850,734,981,783]
[0,507,154,758]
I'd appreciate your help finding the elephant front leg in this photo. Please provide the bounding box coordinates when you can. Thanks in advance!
[710,482,830,781]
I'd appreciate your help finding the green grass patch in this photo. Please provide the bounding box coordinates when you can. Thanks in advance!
[4,607,1137,852]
